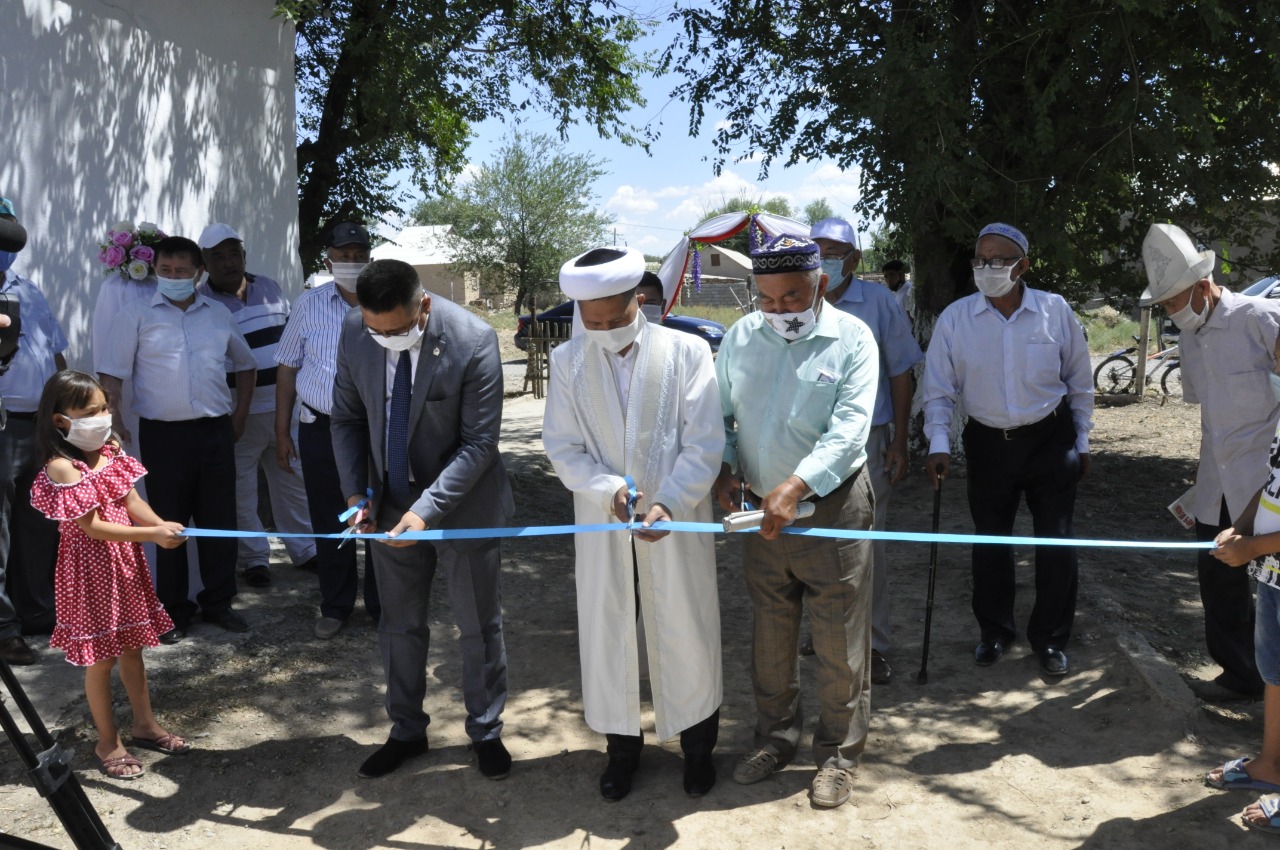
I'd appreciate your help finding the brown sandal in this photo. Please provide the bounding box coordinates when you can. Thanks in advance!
[98,753,144,780]
[132,733,191,755]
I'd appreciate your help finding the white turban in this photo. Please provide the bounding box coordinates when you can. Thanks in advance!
[559,246,646,300]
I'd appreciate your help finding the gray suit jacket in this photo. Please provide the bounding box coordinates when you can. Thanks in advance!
[330,297,514,538]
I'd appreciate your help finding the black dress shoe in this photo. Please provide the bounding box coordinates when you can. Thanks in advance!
[1038,647,1069,676]
[358,736,429,778]
[683,753,716,797]
[473,738,511,780]
[204,608,250,633]
[600,755,639,801]
[974,639,1006,666]
[157,627,185,645]
[0,636,36,665]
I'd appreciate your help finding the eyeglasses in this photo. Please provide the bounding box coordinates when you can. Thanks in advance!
[365,306,422,339]
[971,257,1024,270]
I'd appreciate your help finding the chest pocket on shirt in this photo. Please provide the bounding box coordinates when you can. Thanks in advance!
[790,377,839,419]
[1026,343,1060,384]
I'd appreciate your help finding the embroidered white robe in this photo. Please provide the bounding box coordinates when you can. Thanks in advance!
[543,318,724,741]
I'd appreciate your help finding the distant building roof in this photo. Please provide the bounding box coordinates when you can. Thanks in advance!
[372,224,457,267]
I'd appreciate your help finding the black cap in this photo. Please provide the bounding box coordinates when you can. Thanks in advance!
[327,222,371,248]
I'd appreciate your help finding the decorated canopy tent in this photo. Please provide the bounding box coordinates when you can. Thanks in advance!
[653,211,811,316]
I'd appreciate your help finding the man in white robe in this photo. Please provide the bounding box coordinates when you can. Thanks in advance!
[543,248,725,802]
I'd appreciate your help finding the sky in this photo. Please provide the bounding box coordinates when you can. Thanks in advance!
[394,7,871,259]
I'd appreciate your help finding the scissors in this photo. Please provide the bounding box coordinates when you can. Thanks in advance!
[623,475,640,531]
[337,488,373,548]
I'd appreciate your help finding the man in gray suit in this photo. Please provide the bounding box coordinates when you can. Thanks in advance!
[331,259,514,779]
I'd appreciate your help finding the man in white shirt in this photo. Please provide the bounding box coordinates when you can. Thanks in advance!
[1139,222,1279,702]
[543,247,724,802]
[922,222,1093,677]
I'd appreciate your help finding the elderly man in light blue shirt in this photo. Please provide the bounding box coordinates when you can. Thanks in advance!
[0,196,68,665]
[714,233,878,810]
[922,222,1092,678]
[811,217,923,686]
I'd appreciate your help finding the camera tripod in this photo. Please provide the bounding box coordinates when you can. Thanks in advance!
[0,655,120,849]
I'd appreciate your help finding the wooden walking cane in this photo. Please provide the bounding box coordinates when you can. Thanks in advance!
[916,466,944,684]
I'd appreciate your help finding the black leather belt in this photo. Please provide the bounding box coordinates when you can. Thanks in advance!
[970,401,1068,441]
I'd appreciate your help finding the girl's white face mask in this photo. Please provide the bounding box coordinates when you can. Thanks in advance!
[62,413,114,451]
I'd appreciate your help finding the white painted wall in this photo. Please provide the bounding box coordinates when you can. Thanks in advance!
[0,0,297,369]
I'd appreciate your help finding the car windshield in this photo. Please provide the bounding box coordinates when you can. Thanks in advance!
[1242,276,1279,297]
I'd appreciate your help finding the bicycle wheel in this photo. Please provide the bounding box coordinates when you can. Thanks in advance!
[1160,362,1182,397]
[1094,355,1136,394]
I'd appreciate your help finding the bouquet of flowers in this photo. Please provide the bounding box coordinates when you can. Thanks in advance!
[98,220,166,280]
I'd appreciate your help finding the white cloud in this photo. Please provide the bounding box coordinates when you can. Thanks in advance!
[604,185,660,216]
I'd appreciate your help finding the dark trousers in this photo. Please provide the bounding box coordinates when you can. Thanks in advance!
[1196,499,1264,695]
[963,405,1079,650]
[298,414,380,620]
[0,416,58,638]
[139,416,238,625]
[606,709,720,761]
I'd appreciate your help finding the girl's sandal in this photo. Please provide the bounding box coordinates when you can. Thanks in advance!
[132,733,191,755]
[98,753,144,781]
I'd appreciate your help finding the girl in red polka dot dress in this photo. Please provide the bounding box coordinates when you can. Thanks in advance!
[30,370,191,781]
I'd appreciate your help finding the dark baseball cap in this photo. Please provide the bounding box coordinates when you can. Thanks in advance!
[327,222,371,248]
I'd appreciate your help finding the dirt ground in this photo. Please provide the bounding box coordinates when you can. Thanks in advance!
[1,388,1274,849]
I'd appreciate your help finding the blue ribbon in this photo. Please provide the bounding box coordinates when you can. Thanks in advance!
[176,521,1214,550]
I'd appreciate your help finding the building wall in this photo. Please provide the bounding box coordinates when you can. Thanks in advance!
[0,0,297,369]
[678,276,754,310]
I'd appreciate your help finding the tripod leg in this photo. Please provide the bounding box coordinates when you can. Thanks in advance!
[0,658,122,850]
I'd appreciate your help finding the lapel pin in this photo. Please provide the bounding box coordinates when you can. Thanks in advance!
[433,347,441,356]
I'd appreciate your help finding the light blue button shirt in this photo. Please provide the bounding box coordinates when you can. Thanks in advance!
[830,278,923,427]
[0,272,68,412]
[717,306,879,497]
[921,285,1093,455]
[98,291,256,421]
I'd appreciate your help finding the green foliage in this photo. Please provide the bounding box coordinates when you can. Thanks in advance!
[802,198,835,224]
[416,132,613,315]
[278,0,649,271]
[861,224,911,277]
[666,1,1280,319]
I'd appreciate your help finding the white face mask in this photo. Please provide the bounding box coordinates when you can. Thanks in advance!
[368,311,425,352]
[973,265,1019,298]
[640,303,663,323]
[820,258,846,286]
[1269,373,1280,404]
[585,310,643,353]
[763,283,822,342]
[1168,293,1208,331]
[62,413,114,452]
[330,261,367,293]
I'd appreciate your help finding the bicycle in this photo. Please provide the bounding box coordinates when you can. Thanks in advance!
[1093,334,1182,396]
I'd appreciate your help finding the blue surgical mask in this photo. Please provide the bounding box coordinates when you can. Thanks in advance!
[820,258,845,285]
[0,250,15,273]
[156,275,195,302]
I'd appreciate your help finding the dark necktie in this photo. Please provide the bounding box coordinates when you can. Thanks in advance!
[387,350,412,504]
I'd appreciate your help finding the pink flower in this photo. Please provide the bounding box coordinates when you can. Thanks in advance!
[112,230,134,248]
[131,245,155,263]
[98,247,110,265]
[104,245,126,267]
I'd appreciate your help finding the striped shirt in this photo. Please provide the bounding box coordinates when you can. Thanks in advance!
[197,274,290,415]
[0,271,69,412]
[274,283,354,416]
[99,290,256,421]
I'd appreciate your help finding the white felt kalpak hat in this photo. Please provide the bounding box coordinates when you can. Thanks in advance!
[560,246,646,300]
[1139,223,1215,306]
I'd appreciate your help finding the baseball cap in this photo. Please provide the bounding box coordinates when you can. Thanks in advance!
[198,222,243,249]
[328,222,371,248]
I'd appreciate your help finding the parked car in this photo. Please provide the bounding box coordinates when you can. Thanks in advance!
[514,301,726,353]
[1241,275,1280,298]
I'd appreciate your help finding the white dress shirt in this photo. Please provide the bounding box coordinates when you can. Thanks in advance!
[922,285,1093,456]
